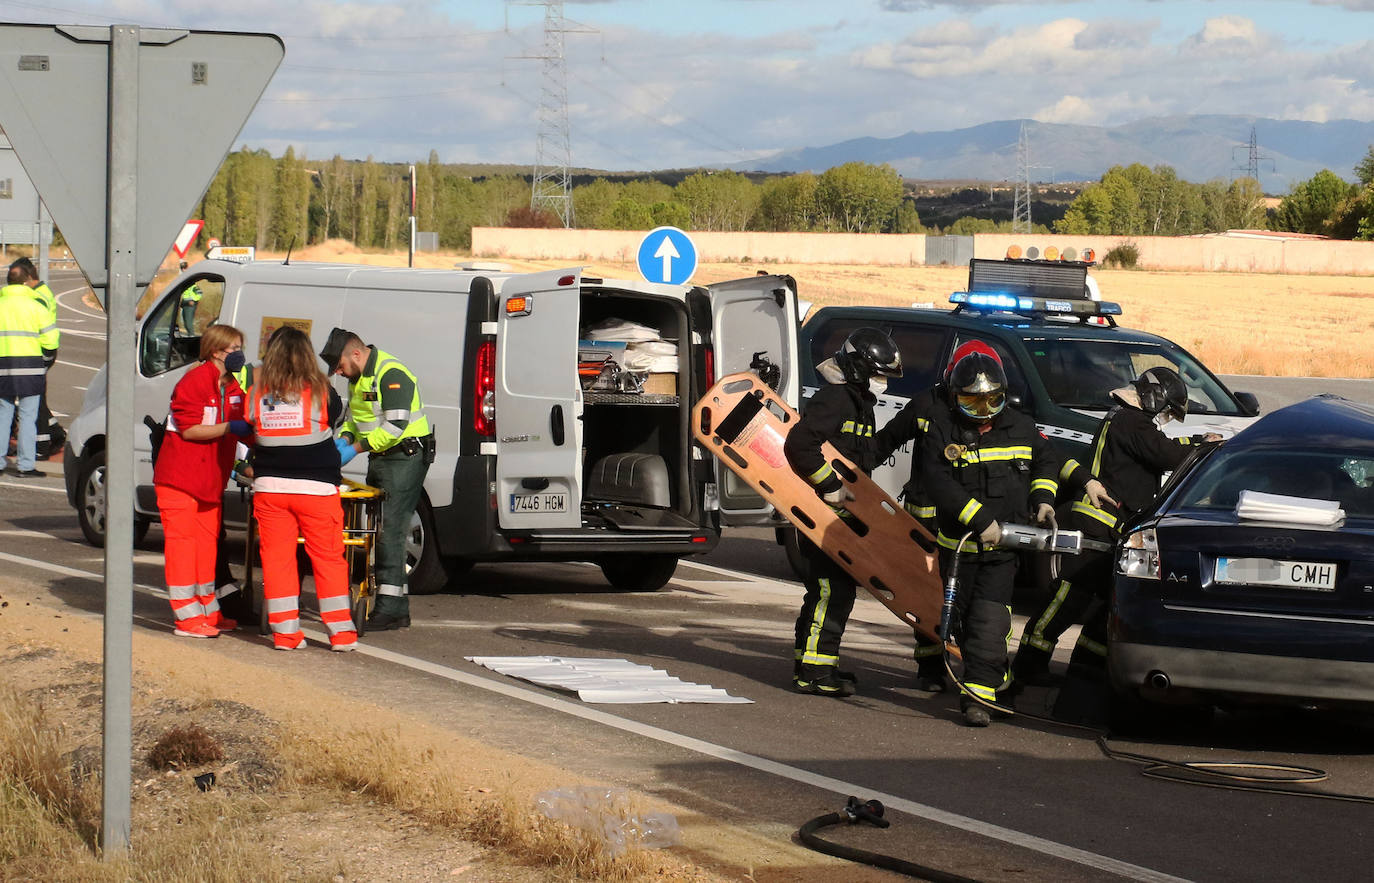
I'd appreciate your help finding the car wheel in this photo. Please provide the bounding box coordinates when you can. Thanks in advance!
[599,553,679,592]
[780,526,807,580]
[76,450,150,548]
[405,496,445,595]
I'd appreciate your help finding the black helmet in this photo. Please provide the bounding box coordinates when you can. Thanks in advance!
[1134,366,1187,420]
[835,327,903,384]
[948,350,1007,422]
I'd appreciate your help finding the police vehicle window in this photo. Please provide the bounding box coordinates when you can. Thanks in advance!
[1178,449,1374,518]
[1027,339,1243,416]
[139,277,226,376]
[951,334,1026,405]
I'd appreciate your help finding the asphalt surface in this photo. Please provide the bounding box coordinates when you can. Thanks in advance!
[7,269,1374,882]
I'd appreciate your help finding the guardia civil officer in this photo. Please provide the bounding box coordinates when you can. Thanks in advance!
[919,343,1059,726]
[320,328,433,631]
[1012,366,1219,684]
[784,327,903,697]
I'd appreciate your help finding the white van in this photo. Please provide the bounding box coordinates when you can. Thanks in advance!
[64,258,799,593]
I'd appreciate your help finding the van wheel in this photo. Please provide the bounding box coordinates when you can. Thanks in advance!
[780,527,808,580]
[76,450,150,548]
[405,497,445,595]
[599,554,678,592]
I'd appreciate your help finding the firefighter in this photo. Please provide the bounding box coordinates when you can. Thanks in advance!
[784,327,903,697]
[1012,366,1219,684]
[320,327,433,631]
[919,343,1059,726]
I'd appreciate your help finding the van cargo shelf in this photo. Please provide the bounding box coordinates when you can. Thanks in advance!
[583,392,679,406]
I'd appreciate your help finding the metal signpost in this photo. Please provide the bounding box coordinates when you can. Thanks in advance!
[636,225,697,285]
[0,23,282,853]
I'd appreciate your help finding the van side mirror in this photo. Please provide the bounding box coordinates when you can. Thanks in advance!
[1234,391,1260,417]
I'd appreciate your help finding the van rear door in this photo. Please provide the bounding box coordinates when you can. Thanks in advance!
[702,274,800,522]
[493,269,583,529]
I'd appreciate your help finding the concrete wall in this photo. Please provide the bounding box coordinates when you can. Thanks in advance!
[472,227,926,266]
[472,227,1374,276]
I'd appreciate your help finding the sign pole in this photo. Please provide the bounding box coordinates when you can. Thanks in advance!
[408,163,416,268]
[101,23,139,855]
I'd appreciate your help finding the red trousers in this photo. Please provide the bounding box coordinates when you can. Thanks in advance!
[254,492,355,644]
[156,485,222,628]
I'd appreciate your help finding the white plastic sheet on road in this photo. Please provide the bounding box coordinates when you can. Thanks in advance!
[465,656,753,704]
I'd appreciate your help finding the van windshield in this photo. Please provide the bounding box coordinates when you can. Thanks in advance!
[1025,339,1244,416]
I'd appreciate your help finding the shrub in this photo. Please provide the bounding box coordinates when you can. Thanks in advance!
[147,724,224,770]
[1102,242,1140,269]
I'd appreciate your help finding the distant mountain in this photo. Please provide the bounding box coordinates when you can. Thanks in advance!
[734,115,1374,192]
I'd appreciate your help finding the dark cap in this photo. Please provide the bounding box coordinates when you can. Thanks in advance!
[320,327,354,369]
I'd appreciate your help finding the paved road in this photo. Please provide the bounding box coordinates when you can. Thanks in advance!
[8,269,1374,882]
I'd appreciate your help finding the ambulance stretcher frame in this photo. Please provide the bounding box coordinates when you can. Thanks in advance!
[693,373,953,654]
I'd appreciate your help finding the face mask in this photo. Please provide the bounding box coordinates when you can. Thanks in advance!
[1154,410,1174,429]
[869,376,888,395]
[224,350,246,374]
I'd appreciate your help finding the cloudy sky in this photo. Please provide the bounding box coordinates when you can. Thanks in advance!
[5,0,1374,170]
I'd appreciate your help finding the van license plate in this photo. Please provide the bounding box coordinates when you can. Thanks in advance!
[509,492,567,513]
[1214,557,1338,591]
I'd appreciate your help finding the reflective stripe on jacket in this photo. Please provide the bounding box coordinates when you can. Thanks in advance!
[342,346,429,453]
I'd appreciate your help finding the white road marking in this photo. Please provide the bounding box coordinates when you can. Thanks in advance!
[0,551,1182,883]
[56,285,108,321]
[0,481,66,494]
[56,359,99,372]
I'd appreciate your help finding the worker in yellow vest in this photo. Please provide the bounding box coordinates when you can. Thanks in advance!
[7,258,63,459]
[320,327,433,631]
[0,265,59,477]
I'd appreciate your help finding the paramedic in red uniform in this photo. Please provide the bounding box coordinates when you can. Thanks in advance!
[246,326,358,652]
[154,324,250,638]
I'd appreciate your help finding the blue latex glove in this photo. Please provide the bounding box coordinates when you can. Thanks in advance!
[335,437,358,466]
[228,419,251,437]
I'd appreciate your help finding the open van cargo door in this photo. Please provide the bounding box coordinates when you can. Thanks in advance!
[494,269,583,529]
[702,274,800,522]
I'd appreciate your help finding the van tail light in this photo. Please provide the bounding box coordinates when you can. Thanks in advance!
[704,345,715,388]
[474,339,496,437]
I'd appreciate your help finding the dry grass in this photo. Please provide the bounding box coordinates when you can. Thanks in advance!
[0,681,288,882]
[279,724,682,881]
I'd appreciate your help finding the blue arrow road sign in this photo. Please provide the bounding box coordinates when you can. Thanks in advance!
[637,226,697,285]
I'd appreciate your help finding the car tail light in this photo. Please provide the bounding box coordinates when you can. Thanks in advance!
[1119,528,1160,580]
[474,339,496,437]
[704,345,715,388]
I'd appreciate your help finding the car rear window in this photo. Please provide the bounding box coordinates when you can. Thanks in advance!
[1177,449,1374,518]
[1024,338,1244,416]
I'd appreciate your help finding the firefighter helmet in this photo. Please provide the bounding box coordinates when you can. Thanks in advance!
[835,327,903,384]
[1134,366,1188,420]
[948,349,1007,422]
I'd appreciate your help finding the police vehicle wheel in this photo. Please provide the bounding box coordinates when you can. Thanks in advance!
[76,449,150,548]
[598,553,678,592]
[405,497,445,595]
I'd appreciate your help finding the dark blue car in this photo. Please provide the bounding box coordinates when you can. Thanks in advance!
[1111,395,1374,711]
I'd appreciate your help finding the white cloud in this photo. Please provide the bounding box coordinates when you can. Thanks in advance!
[1034,96,1096,125]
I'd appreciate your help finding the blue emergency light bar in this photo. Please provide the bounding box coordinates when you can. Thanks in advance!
[949,290,1123,319]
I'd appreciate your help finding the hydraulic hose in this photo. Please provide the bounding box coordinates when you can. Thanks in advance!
[797,796,979,882]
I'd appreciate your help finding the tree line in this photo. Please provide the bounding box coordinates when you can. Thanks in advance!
[192,144,1374,253]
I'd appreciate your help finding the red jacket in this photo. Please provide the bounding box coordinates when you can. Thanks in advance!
[153,359,246,502]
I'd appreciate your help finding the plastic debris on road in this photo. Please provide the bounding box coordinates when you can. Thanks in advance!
[535,786,681,855]
[465,655,752,704]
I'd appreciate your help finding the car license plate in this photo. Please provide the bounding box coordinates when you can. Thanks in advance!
[509,492,567,514]
[1214,557,1338,591]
